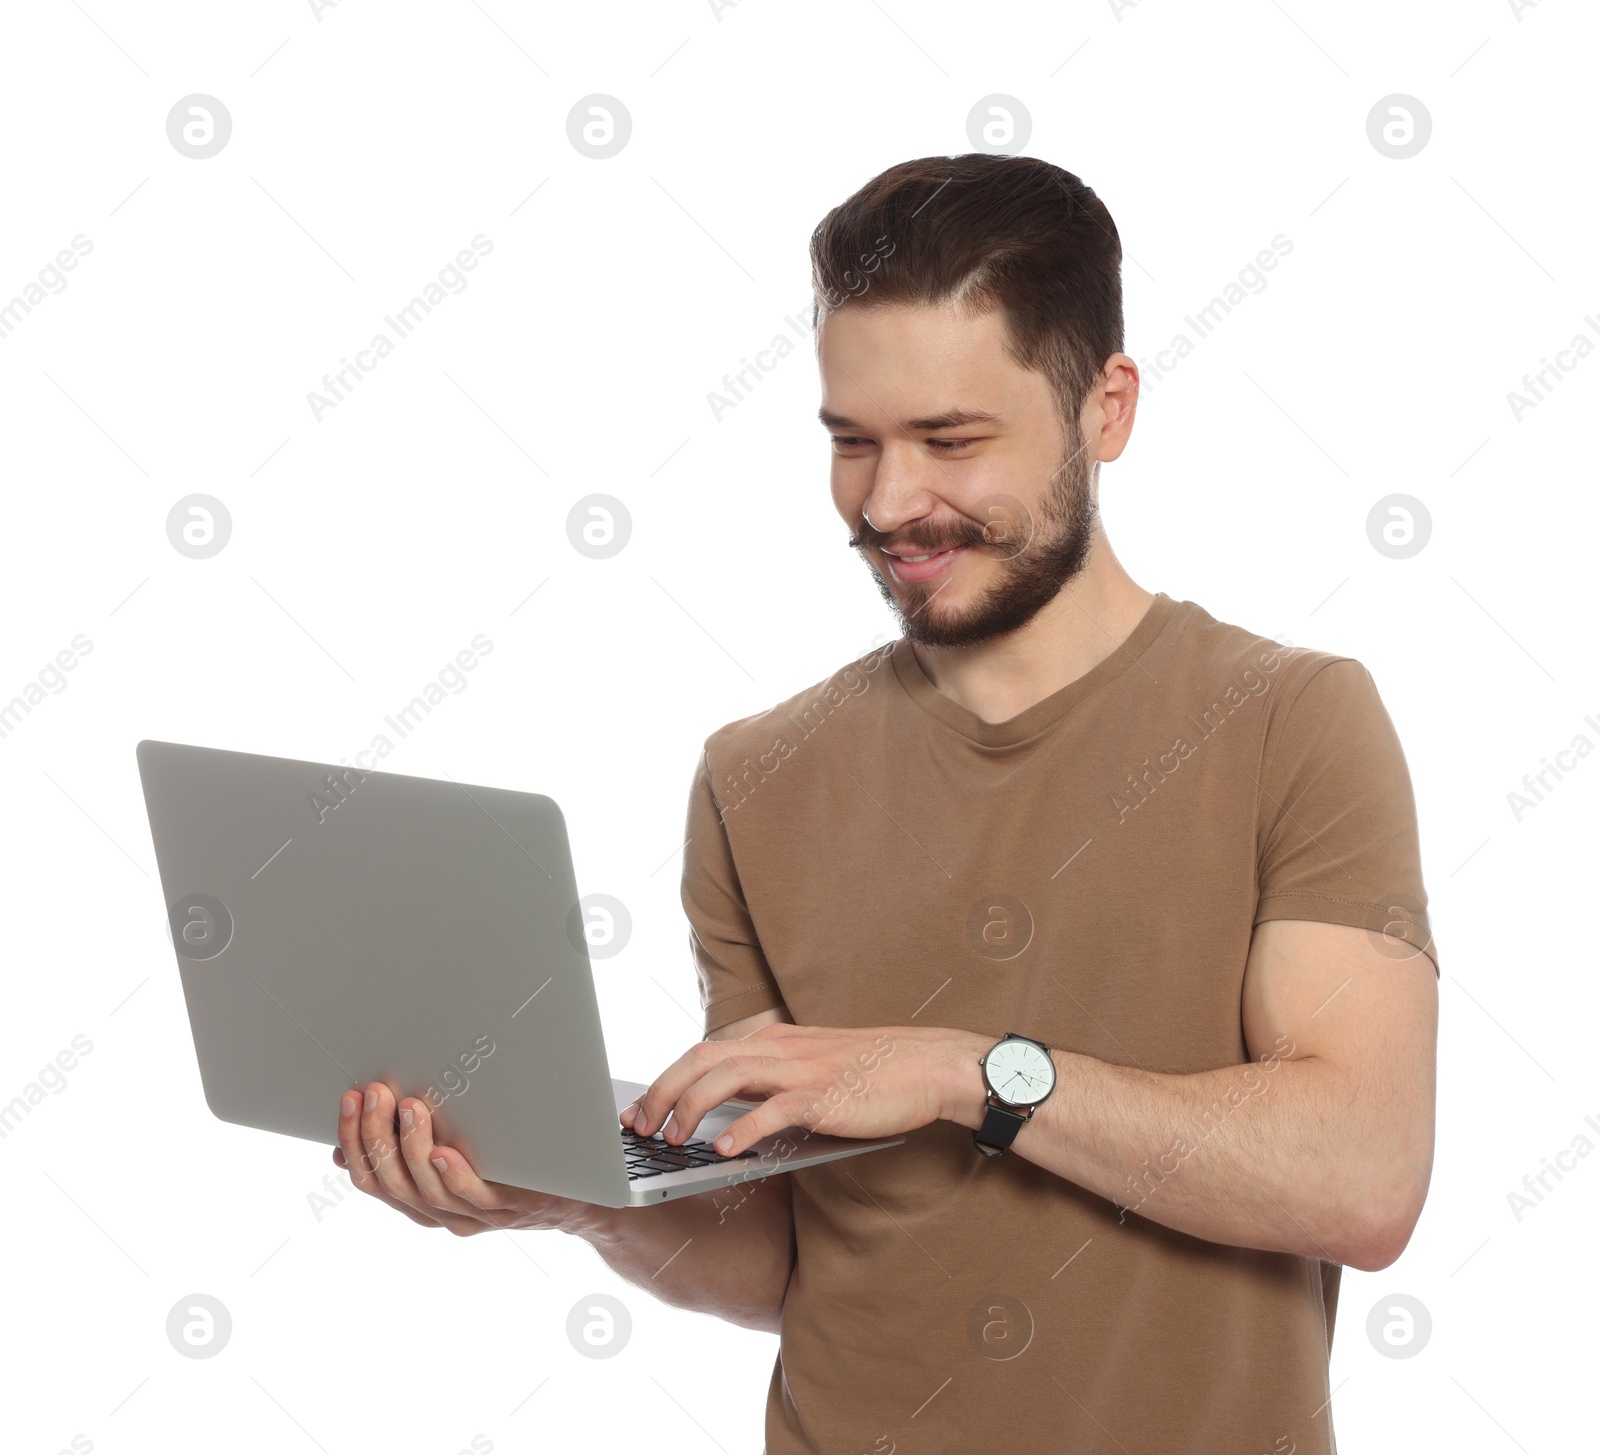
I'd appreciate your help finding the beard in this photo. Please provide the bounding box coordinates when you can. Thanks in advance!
[849,425,1099,649]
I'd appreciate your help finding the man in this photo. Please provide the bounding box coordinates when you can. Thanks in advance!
[335,154,1439,1454]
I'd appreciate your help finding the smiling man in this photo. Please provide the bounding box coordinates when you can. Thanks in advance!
[336,154,1439,1455]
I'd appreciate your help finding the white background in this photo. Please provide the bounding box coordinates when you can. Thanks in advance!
[2,1,1595,1452]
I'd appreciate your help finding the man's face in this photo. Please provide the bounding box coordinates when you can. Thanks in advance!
[819,299,1104,649]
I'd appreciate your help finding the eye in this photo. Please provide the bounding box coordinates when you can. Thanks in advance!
[830,436,978,453]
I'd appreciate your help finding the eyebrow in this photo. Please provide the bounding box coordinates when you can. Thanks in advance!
[817,406,1004,432]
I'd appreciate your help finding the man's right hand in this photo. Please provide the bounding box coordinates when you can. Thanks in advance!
[332,1005,798,1333]
[334,1080,607,1238]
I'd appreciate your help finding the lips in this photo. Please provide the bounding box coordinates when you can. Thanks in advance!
[883,545,965,584]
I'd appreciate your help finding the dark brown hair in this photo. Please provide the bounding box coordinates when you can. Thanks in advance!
[809,154,1124,430]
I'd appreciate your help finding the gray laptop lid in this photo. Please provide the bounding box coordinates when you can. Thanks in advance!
[136,739,630,1205]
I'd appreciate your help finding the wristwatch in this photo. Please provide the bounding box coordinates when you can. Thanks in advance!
[973,1031,1057,1158]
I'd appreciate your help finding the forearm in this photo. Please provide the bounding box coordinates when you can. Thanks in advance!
[564,1171,794,1333]
[940,1031,1414,1269]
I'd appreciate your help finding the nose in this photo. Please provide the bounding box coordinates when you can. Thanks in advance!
[859,445,940,538]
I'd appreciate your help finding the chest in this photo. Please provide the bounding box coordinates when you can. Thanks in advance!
[727,724,1265,1071]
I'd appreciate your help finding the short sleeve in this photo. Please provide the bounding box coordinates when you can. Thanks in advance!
[681,748,789,1033]
[1255,659,1439,974]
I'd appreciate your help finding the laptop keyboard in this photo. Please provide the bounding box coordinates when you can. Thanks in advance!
[622,1125,760,1179]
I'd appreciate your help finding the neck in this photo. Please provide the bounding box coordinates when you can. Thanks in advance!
[906,532,1155,725]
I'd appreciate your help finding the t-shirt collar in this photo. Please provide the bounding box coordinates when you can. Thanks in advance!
[888,592,1182,748]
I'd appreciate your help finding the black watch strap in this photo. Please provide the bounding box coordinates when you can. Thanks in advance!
[973,1099,1030,1158]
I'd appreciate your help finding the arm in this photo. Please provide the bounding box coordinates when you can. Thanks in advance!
[629,920,1438,1273]
[941,919,1439,1270]
[578,1005,796,1333]
[336,1004,798,1334]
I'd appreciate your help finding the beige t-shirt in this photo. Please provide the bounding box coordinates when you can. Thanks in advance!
[681,592,1437,1455]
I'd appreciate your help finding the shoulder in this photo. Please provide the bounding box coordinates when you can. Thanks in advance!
[1168,603,1411,807]
[700,642,898,776]
[1166,597,1370,711]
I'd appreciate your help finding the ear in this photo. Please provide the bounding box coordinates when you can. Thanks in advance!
[1088,354,1140,463]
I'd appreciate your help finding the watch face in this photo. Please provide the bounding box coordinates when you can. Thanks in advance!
[984,1038,1055,1105]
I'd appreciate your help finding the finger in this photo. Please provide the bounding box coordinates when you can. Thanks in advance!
[337,1088,450,1228]
[632,1039,744,1138]
[659,1055,798,1146]
[339,1089,390,1197]
[425,1145,522,1229]
[375,1094,496,1235]
[708,1089,820,1158]
[331,1131,430,1230]
[629,1027,838,1134]
[396,1098,490,1221]
[359,1081,429,1207]
[426,1145,572,1231]
[338,1089,540,1234]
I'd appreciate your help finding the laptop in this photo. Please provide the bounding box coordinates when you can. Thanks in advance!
[135,739,903,1208]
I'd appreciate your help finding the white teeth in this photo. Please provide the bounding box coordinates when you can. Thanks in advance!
[903,553,934,562]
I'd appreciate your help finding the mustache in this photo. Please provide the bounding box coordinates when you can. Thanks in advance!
[847,519,992,554]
